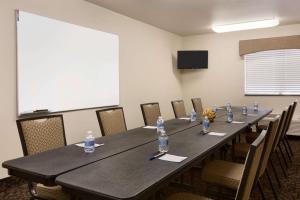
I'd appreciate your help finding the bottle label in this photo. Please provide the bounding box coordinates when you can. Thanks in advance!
[203,119,210,133]
[158,137,168,149]
[227,113,233,122]
[158,137,168,152]
[159,138,168,145]
[85,140,95,147]
[203,122,209,129]
[157,119,165,129]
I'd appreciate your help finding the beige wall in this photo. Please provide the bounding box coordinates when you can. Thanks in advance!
[181,24,300,117]
[0,0,183,178]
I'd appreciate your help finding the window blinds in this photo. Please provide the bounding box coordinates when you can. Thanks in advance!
[245,49,300,95]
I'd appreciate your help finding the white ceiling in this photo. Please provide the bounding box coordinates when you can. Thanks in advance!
[86,0,300,36]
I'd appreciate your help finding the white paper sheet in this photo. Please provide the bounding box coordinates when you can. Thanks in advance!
[263,117,275,120]
[143,126,157,129]
[247,114,258,117]
[208,132,227,136]
[263,116,279,120]
[158,154,187,162]
[75,143,104,148]
[179,117,190,120]
[231,121,246,124]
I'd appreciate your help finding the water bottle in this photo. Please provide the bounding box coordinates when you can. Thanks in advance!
[227,108,233,123]
[84,131,95,153]
[226,102,231,112]
[156,116,165,133]
[254,102,259,111]
[158,130,169,153]
[190,109,197,122]
[242,106,248,115]
[202,116,210,134]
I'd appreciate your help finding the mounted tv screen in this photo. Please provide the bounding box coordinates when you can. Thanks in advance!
[177,51,208,69]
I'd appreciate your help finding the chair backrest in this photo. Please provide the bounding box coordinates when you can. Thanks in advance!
[280,105,293,140]
[140,102,161,126]
[171,100,187,118]
[272,110,287,153]
[235,130,267,200]
[96,107,127,136]
[286,101,297,132]
[258,118,279,177]
[16,115,66,156]
[191,98,203,115]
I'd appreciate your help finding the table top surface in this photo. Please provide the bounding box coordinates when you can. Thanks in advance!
[2,118,201,185]
[2,106,272,197]
[55,107,271,200]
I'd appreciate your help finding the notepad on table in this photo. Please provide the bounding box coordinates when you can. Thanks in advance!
[247,114,258,117]
[208,132,227,136]
[263,116,279,120]
[143,126,157,129]
[263,117,274,120]
[158,154,187,163]
[232,121,246,124]
[75,143,104,148]
[179,117,190,120]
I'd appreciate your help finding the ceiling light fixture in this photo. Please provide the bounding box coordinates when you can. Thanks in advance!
[212,18,279,33]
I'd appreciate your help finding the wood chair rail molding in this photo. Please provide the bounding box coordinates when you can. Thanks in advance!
[239,35,300,56]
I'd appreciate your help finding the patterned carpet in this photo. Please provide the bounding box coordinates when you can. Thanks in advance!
[0,131,299,199]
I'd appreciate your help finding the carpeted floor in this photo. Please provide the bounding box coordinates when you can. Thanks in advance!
[0,134,299,199]
[0,177,31,199]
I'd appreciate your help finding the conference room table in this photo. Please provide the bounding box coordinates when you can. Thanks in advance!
[2,106,272,200]
[2,118,202,186]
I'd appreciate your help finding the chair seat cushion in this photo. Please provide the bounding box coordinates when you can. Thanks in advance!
[201,160,244,190]
[233,143,250,158]
[245,132,260,144]
[167,192,211,200]
[36,184,69,200]
[257,124,268,131]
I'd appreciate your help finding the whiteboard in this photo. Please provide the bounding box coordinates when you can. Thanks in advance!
[17,11,119,115]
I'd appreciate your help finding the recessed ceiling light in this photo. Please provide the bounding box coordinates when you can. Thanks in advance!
[212,19,279,33]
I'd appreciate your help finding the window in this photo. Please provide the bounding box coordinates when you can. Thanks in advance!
[245,49,300,95]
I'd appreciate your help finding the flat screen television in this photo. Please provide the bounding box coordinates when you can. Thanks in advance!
[177,50,208,69]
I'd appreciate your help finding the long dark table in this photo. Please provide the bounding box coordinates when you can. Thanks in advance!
[55,108,272,200]
[2,118,207,186]
[215,107,271,124]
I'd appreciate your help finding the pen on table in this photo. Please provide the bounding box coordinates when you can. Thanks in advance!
[149,152,166,160]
